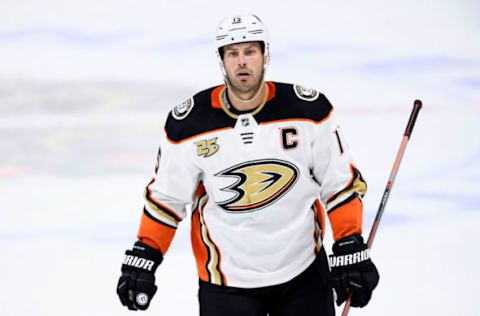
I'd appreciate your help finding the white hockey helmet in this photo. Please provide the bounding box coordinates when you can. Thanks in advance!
[215,14,270,62]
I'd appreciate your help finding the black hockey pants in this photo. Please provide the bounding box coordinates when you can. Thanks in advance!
[198,248,335,316]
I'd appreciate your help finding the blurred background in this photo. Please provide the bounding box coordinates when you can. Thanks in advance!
[0,0,479,315]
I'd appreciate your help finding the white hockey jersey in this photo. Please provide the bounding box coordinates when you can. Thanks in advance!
[137,82,366,288]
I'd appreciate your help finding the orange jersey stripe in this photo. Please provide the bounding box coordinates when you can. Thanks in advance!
[211,85,224,109]
[190,183,227,285]
[314,199,326,238]
[137,210,177,255]
[266,81,276,100]
[328,196,363,241]
[191,206,210,282]
[191,196,227,285]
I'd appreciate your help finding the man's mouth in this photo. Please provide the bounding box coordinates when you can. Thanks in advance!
[237,72,251,80]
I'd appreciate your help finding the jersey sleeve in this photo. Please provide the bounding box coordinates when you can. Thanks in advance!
[137,126,201,255]
[310,109,367,241]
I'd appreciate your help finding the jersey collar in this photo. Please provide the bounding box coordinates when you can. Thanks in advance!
[211,82,276,119]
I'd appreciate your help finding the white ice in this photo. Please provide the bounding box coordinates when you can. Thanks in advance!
[0,1,479,315]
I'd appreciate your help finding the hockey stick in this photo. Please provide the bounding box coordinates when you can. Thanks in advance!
[341,100,423,316]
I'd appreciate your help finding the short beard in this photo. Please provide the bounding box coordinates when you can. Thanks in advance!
[226,68,264,100]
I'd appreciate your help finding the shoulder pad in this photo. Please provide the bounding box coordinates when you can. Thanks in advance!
[293,84,320,102]
[165,86,236,143]
[172,97,195,120]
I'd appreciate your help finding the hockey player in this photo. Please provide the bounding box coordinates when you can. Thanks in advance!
[117,14,379,315]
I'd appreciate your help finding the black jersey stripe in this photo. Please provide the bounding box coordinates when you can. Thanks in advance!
[144,178,183,223]
[143,207,178,230]
[326,165,367,211]
[165,82,333,143]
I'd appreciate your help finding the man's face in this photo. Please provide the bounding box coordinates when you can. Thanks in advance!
[222,42,265,96]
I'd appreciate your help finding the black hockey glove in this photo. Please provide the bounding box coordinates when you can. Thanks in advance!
[329,234,379,308]
[117,241,163,310]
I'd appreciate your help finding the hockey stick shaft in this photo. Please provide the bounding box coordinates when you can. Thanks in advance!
[341,100,422,316]
[367,99,422,247]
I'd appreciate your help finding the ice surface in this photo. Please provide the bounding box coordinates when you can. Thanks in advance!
[0,1,479,315]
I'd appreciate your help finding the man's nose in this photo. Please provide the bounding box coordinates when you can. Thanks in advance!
[237,53,247,66]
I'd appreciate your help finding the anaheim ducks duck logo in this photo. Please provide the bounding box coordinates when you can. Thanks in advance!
[215,159,299,213]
